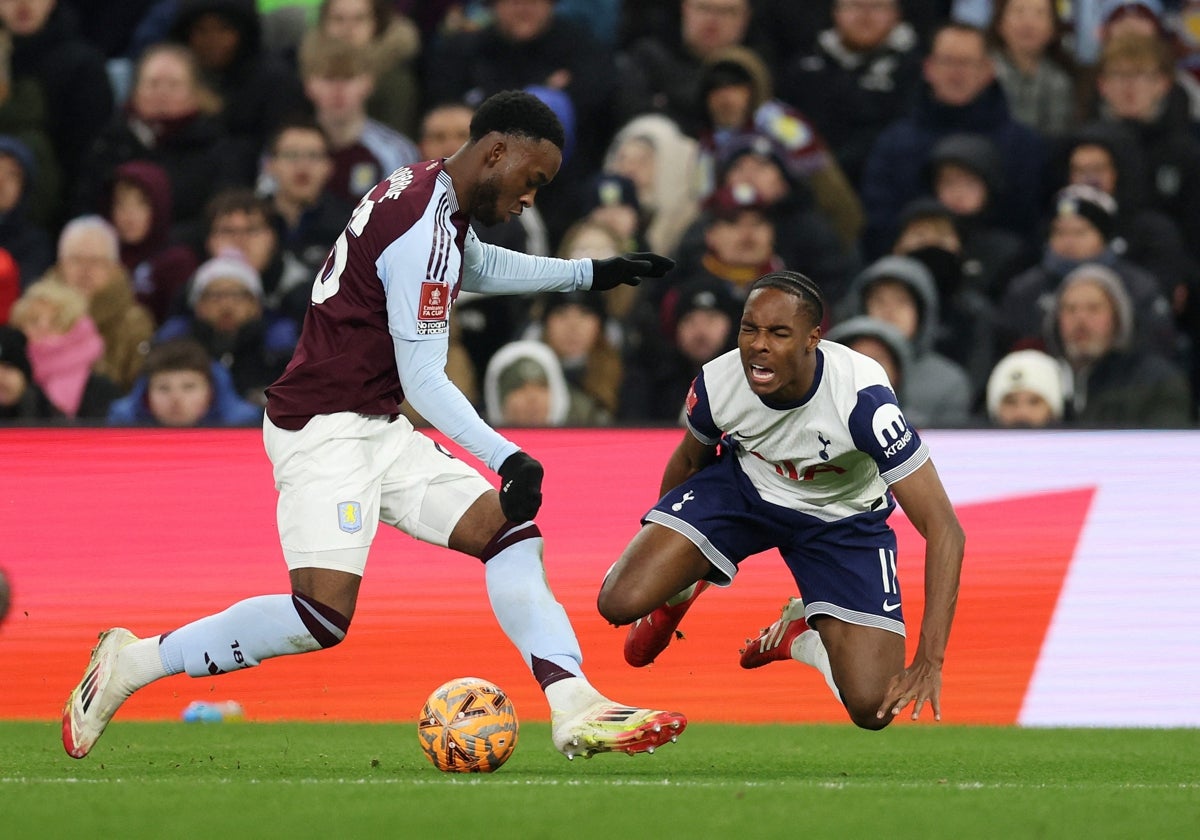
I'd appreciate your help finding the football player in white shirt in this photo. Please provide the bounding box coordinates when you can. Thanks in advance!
[599,271,965,728]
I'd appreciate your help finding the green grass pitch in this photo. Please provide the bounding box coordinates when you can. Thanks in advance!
[3,721,1198,839]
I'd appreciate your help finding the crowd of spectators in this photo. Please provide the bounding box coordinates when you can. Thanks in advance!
[1,0,1198,430]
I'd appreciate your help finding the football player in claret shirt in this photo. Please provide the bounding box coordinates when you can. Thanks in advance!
[63,91,683,761]
[599,271,965,729]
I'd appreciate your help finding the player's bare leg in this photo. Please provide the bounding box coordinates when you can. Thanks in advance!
[451,493,686,759]
[809,616,905,730]
[598,524,714,666]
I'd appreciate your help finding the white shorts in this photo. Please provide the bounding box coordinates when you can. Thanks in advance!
[263,412,492,575]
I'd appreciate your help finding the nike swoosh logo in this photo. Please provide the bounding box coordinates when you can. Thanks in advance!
[882,601,901,612]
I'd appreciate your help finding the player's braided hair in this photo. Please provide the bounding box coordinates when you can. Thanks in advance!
[749,271,825,327]
[470,90,566,151]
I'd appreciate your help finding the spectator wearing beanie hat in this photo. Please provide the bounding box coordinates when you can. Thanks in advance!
[667,181,786,306]
[620,275,740,424]
[155,248,297,405]
[1043,263,1191,426]
[999,183,1178,359]
[0,324,60,421]
[985,349,1066,428]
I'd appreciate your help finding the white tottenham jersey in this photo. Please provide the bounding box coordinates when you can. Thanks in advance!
[685,341,929,522]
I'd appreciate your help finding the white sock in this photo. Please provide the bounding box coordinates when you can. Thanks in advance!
[791,628,842,701]
[116,636,171,692]
[544,676,604,716]
[665,582,698,606]
[158,595,330,678]
[484,532,585,693]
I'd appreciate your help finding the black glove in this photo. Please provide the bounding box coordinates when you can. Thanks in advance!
[590,252,675,291]
[497,451,544,522]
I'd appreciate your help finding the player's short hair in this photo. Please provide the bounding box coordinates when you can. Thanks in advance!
[748,270,825,327]
[469,90,566,150]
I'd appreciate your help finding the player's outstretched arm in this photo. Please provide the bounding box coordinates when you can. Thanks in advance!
[878,459,965,722]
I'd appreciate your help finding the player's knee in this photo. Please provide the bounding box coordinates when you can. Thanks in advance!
[596,584,640,626]
[841,689,891,731]
[291,593,351,649]
[847,706,891,731]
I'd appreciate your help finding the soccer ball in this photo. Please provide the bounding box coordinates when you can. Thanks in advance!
[418,676,518,773]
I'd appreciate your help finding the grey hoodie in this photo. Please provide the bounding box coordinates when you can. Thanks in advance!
[840,255,972,427]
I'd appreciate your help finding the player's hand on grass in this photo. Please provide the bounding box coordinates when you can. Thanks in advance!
[498,451,544,522]
[877,657,943,722]
[590,252,675,291]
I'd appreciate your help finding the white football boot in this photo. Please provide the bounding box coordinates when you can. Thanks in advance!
[62,628,141,759]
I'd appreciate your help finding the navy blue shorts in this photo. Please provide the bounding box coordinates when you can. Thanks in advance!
[644,450,905,636]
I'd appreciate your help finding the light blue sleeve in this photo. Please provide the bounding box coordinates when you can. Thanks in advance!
[393,336,519,472]
[460,228,593,294]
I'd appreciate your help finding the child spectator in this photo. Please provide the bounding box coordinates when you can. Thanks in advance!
[890,197,1002,401]
[985,348,1066,427]
[484,339,608,427]
[578,172,647,256]
[8,279,119,419]
[107,160,199,325]
[298,32,420,207]
[107,336,263,427]
[925,134,1031,302]
[311,0,422,136]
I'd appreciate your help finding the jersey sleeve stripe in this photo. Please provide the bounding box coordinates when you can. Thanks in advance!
[685,417,721,446]
[879,441,930,485]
